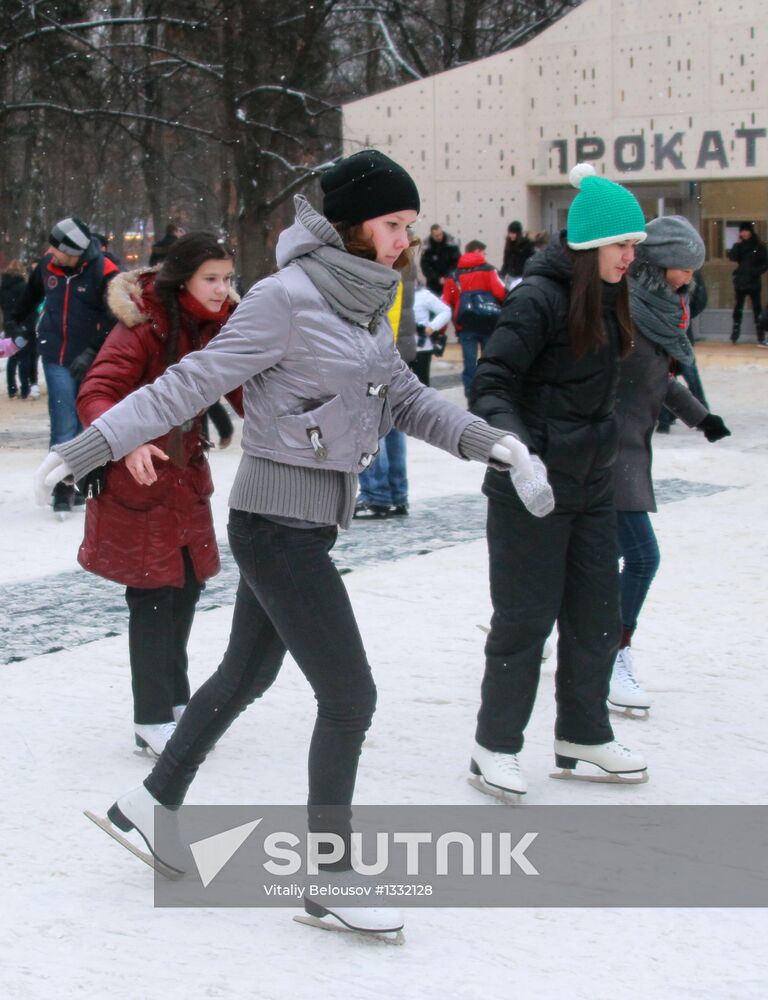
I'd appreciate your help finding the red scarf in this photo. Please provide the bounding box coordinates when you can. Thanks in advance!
[178,288,230,323]
[163,289,229,470]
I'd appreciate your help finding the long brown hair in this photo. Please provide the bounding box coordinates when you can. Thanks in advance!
[333,222,418,272]
[566,244,633,359]
[154,231,234,364]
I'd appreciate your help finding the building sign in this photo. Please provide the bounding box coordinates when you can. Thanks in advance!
[539,128,767,177]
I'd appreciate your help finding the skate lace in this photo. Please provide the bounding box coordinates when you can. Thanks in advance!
[606,741,635,759]
[136,721,177,749]
[615,649,641,690]
[490,751,522,775]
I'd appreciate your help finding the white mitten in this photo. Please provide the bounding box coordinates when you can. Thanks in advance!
[509,454,555,518]
[489,434,535,480]
[33,451,74,507]
[489,435,555,518]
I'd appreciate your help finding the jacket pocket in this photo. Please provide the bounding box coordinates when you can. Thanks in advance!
[275,394,348,458]
[106,458,173,510]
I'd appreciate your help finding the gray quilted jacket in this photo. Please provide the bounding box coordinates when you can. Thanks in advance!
[90,209,485,474]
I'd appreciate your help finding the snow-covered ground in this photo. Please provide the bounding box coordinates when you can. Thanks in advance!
[0,355,765,998]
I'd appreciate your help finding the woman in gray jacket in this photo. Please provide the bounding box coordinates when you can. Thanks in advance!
[610,216,730,714]
[37,150,544,939]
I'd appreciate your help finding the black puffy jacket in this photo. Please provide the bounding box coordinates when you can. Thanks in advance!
[727,235,768,292]
[470,240,625,508]
[420,234,460,294]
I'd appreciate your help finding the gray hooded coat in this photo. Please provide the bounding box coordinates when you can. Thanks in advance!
[615,267,708,512]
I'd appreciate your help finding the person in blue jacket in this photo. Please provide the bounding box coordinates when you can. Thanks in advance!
[12,217,118,512]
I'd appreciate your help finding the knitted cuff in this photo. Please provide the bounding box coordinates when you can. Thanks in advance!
[53,426,113,481]
[458,420,510,463]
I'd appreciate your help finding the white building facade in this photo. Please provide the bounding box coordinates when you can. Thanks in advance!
[342,0,768,324]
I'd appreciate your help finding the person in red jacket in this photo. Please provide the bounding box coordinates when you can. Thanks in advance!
[442,239,507,398]
[76,232,243,757]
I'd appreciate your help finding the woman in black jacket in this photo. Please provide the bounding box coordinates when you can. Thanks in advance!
[500,220,534,287]
[468,163,649,797]
[728,222,768,343]
[1,260,34,399]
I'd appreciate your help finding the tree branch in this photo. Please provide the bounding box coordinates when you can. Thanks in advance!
[373,12,422,80]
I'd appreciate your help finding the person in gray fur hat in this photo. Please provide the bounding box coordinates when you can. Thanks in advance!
[609,215,731,715]
[644,215,711,431]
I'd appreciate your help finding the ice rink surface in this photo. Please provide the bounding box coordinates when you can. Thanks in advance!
[0,351,765,999]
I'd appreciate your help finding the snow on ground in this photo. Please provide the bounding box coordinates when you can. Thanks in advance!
[0,357,766,998]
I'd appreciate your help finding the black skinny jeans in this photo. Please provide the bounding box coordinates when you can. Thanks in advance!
[145,511,377,835]
[476,482,619,754]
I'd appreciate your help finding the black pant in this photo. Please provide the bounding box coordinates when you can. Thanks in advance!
[476,488,618,754]
[6,342,31,397]
[732,287,763,340]
[145,512,377,834]
[125,548,202,724]
[409,352,432,386]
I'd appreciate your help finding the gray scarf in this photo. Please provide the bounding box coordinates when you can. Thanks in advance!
[291,195,399,330]
[628,263,695,364]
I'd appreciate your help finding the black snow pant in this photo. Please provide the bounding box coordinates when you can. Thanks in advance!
[732,287,763,341]
[144,511,377,860]
[125,547,202,725]
[476,480,619,754]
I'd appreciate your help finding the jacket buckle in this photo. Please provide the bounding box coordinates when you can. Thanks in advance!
[367,382,389,399]
[359,453,375,468]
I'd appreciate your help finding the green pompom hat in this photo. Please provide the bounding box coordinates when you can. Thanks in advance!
[566,164,647,250]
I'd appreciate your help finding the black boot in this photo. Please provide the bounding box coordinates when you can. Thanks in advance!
[353,501,390,519]
[52,482,74,513]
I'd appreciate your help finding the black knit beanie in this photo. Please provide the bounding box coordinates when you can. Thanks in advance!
[321,150,420,225]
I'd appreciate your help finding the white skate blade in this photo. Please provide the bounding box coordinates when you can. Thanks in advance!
[467,773,525,803]
[293,913,404,945]
[608,702,650,720]
[83,810,184,880]
[549,767,648,785]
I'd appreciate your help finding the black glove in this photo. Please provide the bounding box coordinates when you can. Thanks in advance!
[698,413,731,442]
[431,331,448,357]
[69,346,98,381]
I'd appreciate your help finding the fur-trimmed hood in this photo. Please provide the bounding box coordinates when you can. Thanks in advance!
[107,266,240,328]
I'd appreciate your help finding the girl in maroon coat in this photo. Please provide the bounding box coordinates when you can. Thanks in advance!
[76,232,243,756]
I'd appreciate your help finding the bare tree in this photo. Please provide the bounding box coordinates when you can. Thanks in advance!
[333,0,581,93]
[0,0,582,275]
